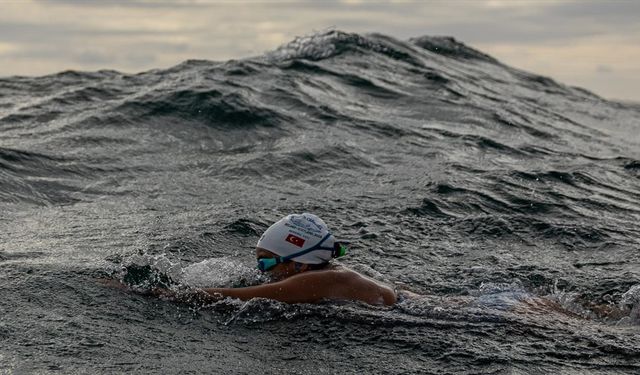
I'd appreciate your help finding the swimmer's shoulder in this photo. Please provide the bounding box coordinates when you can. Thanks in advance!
[284,264,360,284]
[289,265,397,305]
[295,264,380,284]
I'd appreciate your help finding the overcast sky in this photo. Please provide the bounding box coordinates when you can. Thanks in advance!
[1,0,639,102]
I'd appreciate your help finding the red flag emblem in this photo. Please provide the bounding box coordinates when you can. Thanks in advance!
[285,234,305,248]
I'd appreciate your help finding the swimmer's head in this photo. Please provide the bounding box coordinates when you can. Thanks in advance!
[256,213,347,273]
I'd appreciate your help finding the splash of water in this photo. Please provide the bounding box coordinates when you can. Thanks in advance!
[179,258,267,288]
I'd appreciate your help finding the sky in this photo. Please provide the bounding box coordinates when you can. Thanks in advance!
[1,0,639,102]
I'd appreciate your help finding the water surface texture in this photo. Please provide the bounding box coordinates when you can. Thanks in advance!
[1,31,640,374]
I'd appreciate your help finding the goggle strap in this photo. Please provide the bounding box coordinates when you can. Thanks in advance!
[257,234,349,270]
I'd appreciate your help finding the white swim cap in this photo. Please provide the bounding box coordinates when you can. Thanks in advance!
[256,213,336,264]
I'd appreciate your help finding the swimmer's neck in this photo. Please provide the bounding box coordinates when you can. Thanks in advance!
[267,262,339,282]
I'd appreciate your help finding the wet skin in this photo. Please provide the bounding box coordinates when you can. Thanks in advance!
[190,248,397,306]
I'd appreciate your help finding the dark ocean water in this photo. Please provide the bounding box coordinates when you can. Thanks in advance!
[1,30,640,374]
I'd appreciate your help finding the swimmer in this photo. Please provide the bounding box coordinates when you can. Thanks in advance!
[149,213,397,306]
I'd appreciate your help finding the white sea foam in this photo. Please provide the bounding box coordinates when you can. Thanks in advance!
[472,282,530,310]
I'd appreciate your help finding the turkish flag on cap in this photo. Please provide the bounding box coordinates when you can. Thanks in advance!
[285,234,306,248]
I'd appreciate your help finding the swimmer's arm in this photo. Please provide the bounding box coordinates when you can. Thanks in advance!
[201,270,397,306]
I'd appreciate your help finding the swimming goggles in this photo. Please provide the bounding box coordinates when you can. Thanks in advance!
[257,233,348,272]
